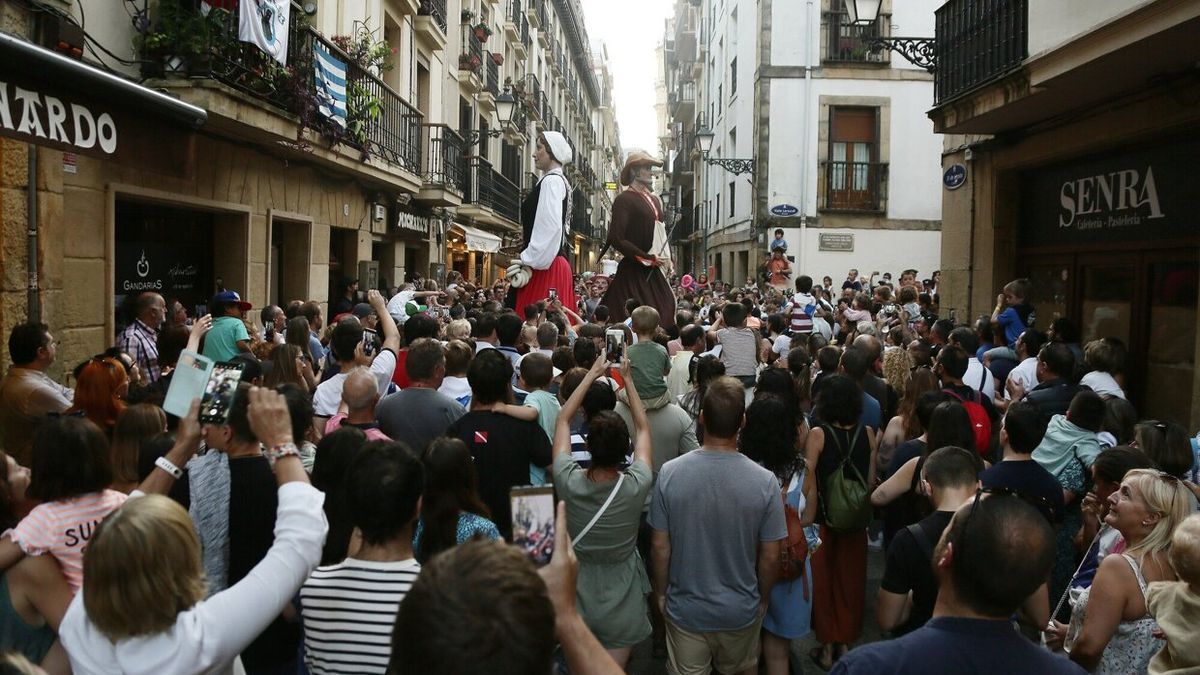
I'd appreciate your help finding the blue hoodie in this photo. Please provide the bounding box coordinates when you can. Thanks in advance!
[1032,414,1101,478]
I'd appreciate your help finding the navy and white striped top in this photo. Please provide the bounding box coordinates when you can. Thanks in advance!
[299,558,421,674]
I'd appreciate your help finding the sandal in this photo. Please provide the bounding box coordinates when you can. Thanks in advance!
[808,646,833,672]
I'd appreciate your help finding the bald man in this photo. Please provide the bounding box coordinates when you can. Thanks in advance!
[854,334,898,424]
[324,366,391,441]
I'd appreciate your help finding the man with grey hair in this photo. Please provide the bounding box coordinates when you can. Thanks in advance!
[376,338,465,454]
[118,291,167,383]
[535,322,558,357]
[324,366,391,441]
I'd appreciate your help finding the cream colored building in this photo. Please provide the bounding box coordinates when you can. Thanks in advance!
[0,0,621,379]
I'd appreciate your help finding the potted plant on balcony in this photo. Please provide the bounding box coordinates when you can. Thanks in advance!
[472,22,493,41]
[490,51,504,65]
[461,9,475,24]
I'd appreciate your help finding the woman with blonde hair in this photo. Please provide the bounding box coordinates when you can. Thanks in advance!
[58,390,326,675]
[881,345,913,397]
[109,405,167,493]
[445,318,472,341]
[1046,469,1194,673]
[67,357,128,438]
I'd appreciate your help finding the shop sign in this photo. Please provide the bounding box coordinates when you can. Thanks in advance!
[943,164,966,190]
[0,80,118,154]
[115,243,205,297]
[395,210,434,236]
[818,233,854,252]
[1021,140,1197,247]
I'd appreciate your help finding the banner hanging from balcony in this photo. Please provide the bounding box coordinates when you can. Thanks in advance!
[239,0,291,65]
[313,43,347,129]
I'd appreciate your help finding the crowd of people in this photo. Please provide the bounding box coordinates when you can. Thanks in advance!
[0,252,1198,675]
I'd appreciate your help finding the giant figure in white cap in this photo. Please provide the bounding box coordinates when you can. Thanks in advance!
[506,131,577,313]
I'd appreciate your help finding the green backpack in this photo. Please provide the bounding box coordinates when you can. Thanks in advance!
[822,424,872,532]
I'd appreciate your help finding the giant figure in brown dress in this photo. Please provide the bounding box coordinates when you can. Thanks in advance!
[600,152,675,328]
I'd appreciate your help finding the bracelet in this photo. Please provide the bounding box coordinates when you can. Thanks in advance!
[155,456,184,479]
[264,442,301,468]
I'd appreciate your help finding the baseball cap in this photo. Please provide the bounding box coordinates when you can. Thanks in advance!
[212,290,252,311]
[352,303,375,320]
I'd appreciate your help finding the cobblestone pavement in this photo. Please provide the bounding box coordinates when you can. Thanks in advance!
[625,543,886,674]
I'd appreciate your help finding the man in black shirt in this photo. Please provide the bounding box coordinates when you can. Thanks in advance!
[834,494,1083,675]
[979,402,1063,523]
[445,349,552,541]
[877,447,979,636]
[1019,342,1087,418]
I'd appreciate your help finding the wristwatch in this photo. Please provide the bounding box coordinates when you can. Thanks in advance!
[155,456,184,479]
[264,442,301,468]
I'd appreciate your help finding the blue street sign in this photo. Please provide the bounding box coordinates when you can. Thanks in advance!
[943,164,967,190]
[770,203,799,216]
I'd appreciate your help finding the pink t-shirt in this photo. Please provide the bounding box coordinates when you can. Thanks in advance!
[324,413,392,442]
[4,489,127,592]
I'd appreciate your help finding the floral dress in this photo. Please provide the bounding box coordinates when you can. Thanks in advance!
[1052,458,1086,614]
[1066,554,1163,675]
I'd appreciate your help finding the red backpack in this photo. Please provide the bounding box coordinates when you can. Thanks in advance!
[945,388,992,457]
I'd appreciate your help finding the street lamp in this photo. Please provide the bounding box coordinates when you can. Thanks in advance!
[844,0,883,25]
[694,126,754,176]
[464,86,518,147]
[842,0,936,72]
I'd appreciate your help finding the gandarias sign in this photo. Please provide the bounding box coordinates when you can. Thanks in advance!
[0,80,118,155]
[1020,140,1196,247]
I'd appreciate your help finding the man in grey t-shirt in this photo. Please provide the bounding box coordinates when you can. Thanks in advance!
[648,376,786,675]
[376,338,464,454]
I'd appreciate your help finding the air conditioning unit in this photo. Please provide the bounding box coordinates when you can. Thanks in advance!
[373,204,386,222]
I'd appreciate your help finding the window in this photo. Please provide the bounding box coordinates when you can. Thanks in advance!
[716,194,721,225]
[825,106,883,211]
[728,181,736,217]
[729,57,737,97]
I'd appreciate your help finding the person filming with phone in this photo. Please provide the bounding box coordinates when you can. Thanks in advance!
[312,290,400,420]
[551,350,655,668]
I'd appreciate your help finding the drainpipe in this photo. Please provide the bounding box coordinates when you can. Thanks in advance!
[26,143,40,323]
[797,0,815,274]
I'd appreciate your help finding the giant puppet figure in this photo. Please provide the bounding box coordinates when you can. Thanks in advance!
[506,131,577,312]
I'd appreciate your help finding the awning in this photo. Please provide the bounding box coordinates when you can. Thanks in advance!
[454,224,502,253]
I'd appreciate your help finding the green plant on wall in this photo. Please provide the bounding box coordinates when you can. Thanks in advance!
[331,20,395,76]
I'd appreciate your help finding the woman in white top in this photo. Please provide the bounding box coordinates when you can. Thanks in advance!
[59,391,327,675]
[1046,469,1192,674]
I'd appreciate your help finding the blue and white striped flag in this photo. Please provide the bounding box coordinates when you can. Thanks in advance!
[313,43,347,129]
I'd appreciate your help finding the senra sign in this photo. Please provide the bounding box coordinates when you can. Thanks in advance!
[0,80,118,154]
[1058,166,1163,229]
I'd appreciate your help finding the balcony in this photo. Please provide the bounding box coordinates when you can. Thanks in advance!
[670,79,696,121]
[823,12,889,65]
[934,0,1027,105]
[416,0,448,49]
[570,188,593,238]
[504,0,522,44]
[459,31,484,91]
[527,0,546,30]
[170,6,422,177]
[462,156,521,227]
[479,53,500,109]
[819,161,888,212]
[417,123,466,205]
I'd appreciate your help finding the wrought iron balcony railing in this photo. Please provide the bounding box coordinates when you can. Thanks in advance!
[182,6,422,173]
[421,123,466,193]
[934,0,1028,105]
[485,54,500,95]
[419,0,448,34]
[820,161,888,212]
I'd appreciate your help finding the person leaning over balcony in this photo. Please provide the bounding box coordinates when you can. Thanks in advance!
[506,131,578,315]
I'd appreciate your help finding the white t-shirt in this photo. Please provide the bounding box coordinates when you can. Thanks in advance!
[438,375,472,408]
[313,349,398,416]
[1005,357,1039,401]
[1080,371,1125,399]
[385,291,416,321]
[964,357,996,401]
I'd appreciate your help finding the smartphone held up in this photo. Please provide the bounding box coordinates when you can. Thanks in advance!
[511,486,555,566]
[605,328,625,362]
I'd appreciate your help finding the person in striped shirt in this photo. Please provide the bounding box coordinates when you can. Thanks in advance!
[117,292,166,384]
[299,440,424,674]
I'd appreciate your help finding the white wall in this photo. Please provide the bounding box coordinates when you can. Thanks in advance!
[795,228,942,285]
[1028,0,1155,56]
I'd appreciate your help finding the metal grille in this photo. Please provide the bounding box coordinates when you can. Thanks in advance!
[934,0,1027,105]
[422,123,466,192]
[820,161,888,212]
[418,0,447,33]
[824,12,888,63]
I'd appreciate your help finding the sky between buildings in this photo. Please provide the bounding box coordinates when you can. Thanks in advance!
[580,0,673,154]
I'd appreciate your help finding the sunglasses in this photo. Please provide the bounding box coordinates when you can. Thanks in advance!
[957,486,1059,560]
